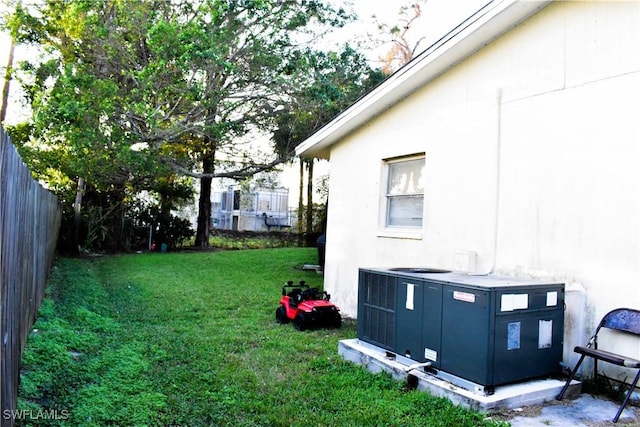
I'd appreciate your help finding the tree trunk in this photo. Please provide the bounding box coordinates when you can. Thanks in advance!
[305,159,314,245]
[0,33,16,122]
[72,176,85,255]
[111,185,127,251]
[297,158,305,246]
[195,154,214,247]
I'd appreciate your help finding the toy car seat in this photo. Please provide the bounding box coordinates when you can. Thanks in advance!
[288,288,303,306]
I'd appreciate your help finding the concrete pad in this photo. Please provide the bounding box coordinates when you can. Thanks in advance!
[508,394,639,426]
[338,338,581,412]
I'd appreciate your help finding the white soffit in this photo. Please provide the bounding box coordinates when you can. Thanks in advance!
[295,0,551,159]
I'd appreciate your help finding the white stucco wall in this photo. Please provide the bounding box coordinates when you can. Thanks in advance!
[322,1,640,368]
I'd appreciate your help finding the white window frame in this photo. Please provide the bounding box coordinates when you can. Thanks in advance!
[378,154,425,239]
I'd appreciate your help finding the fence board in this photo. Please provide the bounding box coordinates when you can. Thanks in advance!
[0,127,61,427]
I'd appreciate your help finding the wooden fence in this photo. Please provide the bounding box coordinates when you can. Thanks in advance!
[0,127,61,427]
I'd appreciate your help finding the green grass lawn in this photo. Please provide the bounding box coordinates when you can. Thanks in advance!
[17,248,508,426]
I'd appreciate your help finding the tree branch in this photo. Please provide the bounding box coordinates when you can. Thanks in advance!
[163,153,294,180]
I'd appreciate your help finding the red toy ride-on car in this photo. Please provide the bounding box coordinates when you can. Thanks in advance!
[276,280,341,331]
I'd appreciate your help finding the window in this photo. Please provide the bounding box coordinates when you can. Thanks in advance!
[385,156,425,228]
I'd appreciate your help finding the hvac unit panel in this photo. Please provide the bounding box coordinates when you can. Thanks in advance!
[421,282,443,367]
[394,279,443,366]
[396,280,424,361]
[440,285,493,385]
[492,309,565,384]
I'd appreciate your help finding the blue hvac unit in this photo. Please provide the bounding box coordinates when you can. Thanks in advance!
[357,268,565,393]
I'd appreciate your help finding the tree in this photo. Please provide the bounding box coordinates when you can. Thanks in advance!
[5,0,354,250]
[273,46,386,242]
[140,2,354,246]
[0,23,15,122]
[375,0,429,74]
[5,0,205,252]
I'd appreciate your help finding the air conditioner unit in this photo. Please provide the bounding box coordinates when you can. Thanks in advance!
[357,268,565,394]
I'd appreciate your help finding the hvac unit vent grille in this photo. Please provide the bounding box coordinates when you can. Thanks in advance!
[359,272,395,350]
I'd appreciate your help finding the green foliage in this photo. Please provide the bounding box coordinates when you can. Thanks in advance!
[19,250,507,427]
[152,214,194,250]
[273,46,387,153]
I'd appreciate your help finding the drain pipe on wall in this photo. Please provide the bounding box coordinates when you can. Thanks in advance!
[473,88,503,276]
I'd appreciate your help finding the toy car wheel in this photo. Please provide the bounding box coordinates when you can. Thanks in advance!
[293,312,308,331]
[275,306,289,324]
[332,313,342,329]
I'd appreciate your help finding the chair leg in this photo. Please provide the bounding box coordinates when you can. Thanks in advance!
[557,354,586,400]
[612,369,640,423]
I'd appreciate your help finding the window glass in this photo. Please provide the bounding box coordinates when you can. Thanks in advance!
[388,159,425,195]
[386,157,425,228]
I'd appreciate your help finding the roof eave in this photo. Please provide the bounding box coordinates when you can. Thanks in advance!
[295,0,551,159]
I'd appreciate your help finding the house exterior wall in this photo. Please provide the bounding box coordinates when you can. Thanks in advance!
[323,1,640,367]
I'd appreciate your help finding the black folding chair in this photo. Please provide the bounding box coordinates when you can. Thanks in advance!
[557,308,640,423]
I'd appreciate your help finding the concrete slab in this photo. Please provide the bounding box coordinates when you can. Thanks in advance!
[302,264,322,273]
[506,394,640,426]
[338,338,581,412]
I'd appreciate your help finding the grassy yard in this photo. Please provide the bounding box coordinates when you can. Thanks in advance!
[17,248,508,426]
